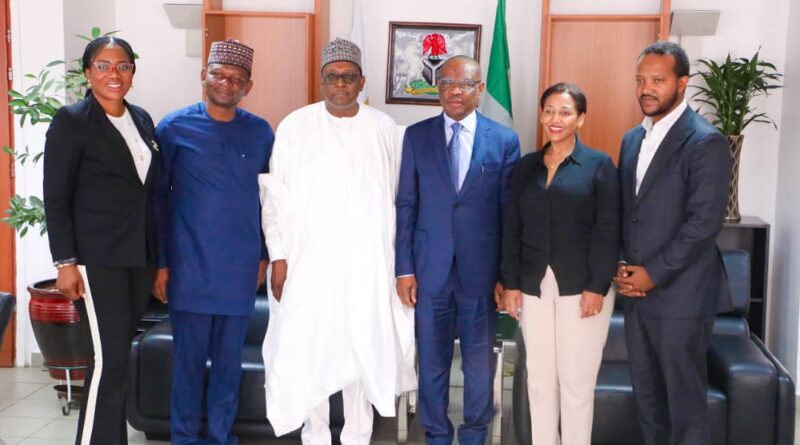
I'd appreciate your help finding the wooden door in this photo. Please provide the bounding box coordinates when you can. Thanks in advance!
[538,0,671,162]
[202,0,328,127]
[0,0,16,367]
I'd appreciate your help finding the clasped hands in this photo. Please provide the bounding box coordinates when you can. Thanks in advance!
[498,288,604,320]
[614,263,654,297]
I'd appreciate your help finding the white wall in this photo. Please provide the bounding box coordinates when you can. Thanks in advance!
[63,0,116,64]
[115,0,202,123]
[772,0,800,380]
[10,0,67,366]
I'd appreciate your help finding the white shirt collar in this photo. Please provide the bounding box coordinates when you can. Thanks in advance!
[641,100,687,135]
[443,110,478,134]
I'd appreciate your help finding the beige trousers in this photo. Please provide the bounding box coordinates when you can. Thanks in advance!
[519,266,614,445]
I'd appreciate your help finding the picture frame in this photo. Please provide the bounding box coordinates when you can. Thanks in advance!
[385,21,482,105]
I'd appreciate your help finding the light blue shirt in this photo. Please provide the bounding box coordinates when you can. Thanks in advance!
[443,110,477,189]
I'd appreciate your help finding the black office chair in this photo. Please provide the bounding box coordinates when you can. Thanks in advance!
[0,292,15,346]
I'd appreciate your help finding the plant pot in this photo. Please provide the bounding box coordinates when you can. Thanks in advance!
[28,280,93,380]
[725,135,744,223]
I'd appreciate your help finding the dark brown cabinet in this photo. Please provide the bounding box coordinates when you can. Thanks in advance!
[717,216,770,339]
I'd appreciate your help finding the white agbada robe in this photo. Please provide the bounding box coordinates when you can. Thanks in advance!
[259,101,416,436]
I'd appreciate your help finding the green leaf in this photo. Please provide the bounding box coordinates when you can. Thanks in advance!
[91,27,101,39]
[690,50,783,134]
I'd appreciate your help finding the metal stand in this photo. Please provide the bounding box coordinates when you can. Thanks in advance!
[44,364,88,415]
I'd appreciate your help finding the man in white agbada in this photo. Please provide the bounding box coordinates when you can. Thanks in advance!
[259,37,416,445]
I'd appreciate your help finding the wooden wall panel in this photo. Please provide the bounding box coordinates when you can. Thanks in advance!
[0,0,15,367]
[537,0,671,162]
[221,14,313,127]
[548,18,659,161]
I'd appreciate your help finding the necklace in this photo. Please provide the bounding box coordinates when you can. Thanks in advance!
[124,112,147,163]
[545,150,571,170]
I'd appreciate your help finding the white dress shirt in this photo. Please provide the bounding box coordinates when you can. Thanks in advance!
[635,100,687,195]
[107,109,152,184]
[443,110,477,189]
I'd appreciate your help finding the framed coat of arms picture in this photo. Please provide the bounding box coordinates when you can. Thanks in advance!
[386,21,482,105]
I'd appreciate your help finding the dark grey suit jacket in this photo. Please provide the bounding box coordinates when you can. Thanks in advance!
[618,107,733,318]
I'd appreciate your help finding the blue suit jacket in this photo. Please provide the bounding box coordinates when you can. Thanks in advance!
[396,112,521,296]
[618,107,732,318]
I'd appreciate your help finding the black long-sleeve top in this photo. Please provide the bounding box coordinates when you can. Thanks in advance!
[500,139,620,296]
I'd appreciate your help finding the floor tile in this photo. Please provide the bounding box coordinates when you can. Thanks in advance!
[0,398,17,411]
[0,368,52,384]
[0,382,47,400]
[29,419,76,440]
[23,385,62,402]
[0,399,73,420]
[18,439,74,445]
[0,417,52,438]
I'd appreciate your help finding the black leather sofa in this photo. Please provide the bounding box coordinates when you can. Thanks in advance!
[127,294,345,440]
[0,292,15,345]
[513,250,795,445]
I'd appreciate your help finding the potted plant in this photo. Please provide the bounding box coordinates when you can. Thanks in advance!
[691,49,783,222]
[2,28,118,380]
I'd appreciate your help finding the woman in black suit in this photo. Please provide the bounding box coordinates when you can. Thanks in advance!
[499,83,620,445]
[43,36,160,445]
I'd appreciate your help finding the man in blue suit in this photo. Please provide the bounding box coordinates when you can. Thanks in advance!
[396,55,520,445]
[615,41,732,445]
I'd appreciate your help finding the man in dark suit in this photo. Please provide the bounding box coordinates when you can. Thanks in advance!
[615,41,733,445]
[396,55,520,445]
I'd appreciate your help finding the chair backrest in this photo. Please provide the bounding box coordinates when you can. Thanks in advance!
[0,292,16,346]
[720,249,751,316]
[713,249,751,336]
[245,295,271,344]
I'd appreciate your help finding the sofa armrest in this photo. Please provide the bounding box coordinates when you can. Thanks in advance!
[750,335,795,445]
[127,331,149,432]
[708,334,777,445]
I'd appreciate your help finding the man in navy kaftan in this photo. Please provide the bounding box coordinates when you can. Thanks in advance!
[152,39,274,445]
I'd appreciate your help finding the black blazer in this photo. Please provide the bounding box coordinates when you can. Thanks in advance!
[43,92,158,268]
[500,139,620,297]
[618,107,732,318]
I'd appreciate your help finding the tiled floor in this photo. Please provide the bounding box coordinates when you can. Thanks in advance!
[0,358,516,445]
[2,363,798,445]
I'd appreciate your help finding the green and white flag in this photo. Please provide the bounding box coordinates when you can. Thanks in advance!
[482,0,513,128]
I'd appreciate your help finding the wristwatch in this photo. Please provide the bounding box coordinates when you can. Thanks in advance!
[53,258,78,269]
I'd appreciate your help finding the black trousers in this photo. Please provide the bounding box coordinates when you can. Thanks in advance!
[73,266,155,445]
[624,306,714,445]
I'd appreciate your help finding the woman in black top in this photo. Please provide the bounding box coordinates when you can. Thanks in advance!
[43,37,159,445]
[499,83,620,445]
